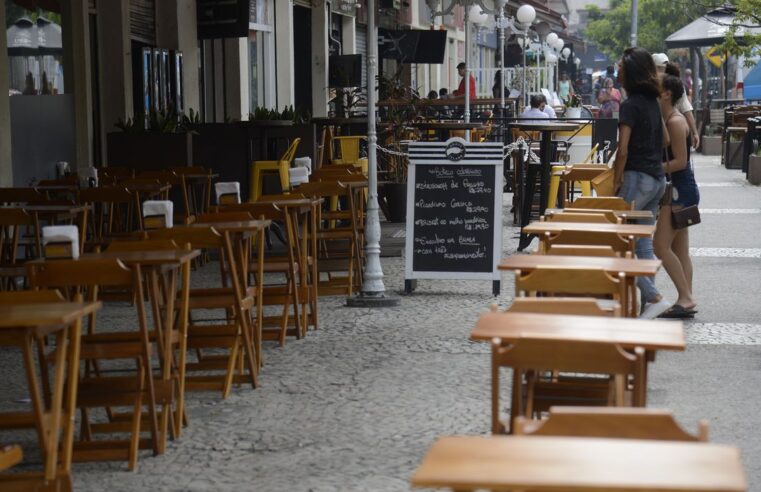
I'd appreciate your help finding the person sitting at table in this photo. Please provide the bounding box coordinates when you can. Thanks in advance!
[613,46,670,319]
[452,62,477,100]
[520,95,550,122]
[540,94,557,119]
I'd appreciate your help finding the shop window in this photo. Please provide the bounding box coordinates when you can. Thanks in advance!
[6,4,64,96]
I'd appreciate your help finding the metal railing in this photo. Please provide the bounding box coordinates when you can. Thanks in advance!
[471,66,552,99]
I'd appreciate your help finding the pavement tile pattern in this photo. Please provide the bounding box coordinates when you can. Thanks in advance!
[2,154,761,491]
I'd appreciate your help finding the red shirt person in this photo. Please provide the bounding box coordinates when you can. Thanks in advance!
[452,62,477,99]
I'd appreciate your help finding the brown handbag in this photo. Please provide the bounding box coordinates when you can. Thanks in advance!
[671,204,701,229]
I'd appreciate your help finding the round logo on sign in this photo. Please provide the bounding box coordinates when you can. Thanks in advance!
[445,141,466,162]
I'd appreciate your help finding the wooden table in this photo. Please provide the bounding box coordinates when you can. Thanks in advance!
[83,249,199,448]
[510,122,582,250]
[471,311,684,414]
[0,301,101,488]
[411,435,747,491]
[523,220,655,249]
[498,254,661,317]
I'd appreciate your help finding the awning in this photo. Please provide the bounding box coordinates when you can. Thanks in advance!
[665,6,761,49]
[744,63,761,101]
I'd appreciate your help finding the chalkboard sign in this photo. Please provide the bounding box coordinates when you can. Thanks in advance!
[404,138,504,295]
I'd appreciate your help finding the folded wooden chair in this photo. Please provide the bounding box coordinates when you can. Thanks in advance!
[27,258,160,471]
[0,208,41,290]
[78,187,136,247]
[491,337,646,434]
[541,230,635,256]
[145,226,260,398]
[565,196,633,211]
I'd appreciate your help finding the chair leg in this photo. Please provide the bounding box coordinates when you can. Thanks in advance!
[128,363,144,472]
[278,161,290,193]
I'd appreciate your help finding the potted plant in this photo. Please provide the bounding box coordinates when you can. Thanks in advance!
[377,68,421,222]
[107,107,196,171]
[748,147,761,185]
[701,124,722,155]
[563,93,583,119]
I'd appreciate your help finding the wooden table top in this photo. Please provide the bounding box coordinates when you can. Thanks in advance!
[84,249,201,266]
[470,311,685,350]
[546,208,654,220]
[124,183,172,193]
[499,254,661,276]
[510,122,583,131]
[411,435,747,491]
[523,221,655,237]
[0,302,102,329]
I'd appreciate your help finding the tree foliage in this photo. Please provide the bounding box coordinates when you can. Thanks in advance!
[715,0,761,65]
[584,0,706,61]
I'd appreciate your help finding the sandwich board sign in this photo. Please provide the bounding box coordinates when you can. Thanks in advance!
[404,137,503,296]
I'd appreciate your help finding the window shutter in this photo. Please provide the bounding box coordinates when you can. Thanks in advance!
[129,0,156,45]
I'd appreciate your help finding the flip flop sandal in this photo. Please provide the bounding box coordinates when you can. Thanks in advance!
[658,304,696,319]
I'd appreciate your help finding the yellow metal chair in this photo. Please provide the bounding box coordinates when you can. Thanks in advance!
[546,143,600,209]
[331,136,367,174]
[250,138,301,202]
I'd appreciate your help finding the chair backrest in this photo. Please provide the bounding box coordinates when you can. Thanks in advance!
[0,188,45,204]
[543,230,634,256]
[145,225,225,250]
[28,258,135,289]
[78,186,133,205]
[172,166,209,175]
[106,239,181,252]
[197,211,255,222]
[514,407,708,441]
[566,196,632,211]
[280,138,301,163]
[515,266,626,301]
[294,181,350,200]
[545,211,620,224]
[139,170,180,185]
[333,136,366,161]
[0,208,41,263]
[0,289,66,304]
[545,244,619,257]
[507,297,620,317]
[215,203,282,221]
[100,166,134,179]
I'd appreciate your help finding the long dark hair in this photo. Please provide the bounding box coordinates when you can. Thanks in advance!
[620,47,660,98]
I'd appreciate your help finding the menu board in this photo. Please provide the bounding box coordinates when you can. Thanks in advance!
[404,138,503,294]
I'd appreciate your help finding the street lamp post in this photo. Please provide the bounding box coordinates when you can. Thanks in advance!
[347,0,399,307]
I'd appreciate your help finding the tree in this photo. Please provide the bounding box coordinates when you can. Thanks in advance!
[716,0,761,65]
[584,0,706,61]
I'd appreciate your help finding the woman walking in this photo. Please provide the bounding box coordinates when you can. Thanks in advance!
[559,72,574,101]
[613,47,670,319]
[654,74,699,318]
[597,77,621,118]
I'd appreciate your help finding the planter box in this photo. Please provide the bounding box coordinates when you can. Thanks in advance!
[701,136,722,155]
[748,155,761,185]
[106,132,193,171]
[726,141,744,169]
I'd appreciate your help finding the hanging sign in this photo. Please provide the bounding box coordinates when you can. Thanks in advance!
[404,138,504,296]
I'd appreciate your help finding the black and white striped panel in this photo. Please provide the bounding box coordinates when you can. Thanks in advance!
[409,138,504,164]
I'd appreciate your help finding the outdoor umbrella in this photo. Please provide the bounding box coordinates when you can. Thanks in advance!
[665,6,761,49]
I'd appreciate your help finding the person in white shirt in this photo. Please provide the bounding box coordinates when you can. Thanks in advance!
[653,53,700,149]
[521,95,550,122]
[540,95,557,118]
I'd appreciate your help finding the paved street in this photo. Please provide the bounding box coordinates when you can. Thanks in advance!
[3,153,761,491]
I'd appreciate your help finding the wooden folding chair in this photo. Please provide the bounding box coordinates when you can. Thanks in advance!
[77,187,136,246]
[294,181,362,296]
[491,337,646,434]
[507,297,620,317]
[541,230,635,256]
[514,407,709,441]
[545,244,621,257]
[514,266,626,303]
[145,226,260,398]
[0,188,45,205]
[27,258,159,471]
[0,208,42,290]
[543,211,621,224]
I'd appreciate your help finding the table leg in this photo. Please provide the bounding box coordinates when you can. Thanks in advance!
[518,162,540,251]
[538,132,554,218]
[44,330,67,481]
[78,208,89,256]
[60,316,83,474]
[174,259,191,436]
[21,335,48,467]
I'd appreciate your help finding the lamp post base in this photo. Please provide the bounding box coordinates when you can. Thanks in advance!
[346,291,401,308]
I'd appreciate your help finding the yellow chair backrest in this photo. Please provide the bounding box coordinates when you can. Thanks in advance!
[333,136,366,162]
[281,138,301,163]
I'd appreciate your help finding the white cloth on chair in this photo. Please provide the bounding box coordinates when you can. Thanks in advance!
[294,157,312,172]
[42,225,80,259]
[215,182,241,204]
[289,167,309,187]
[143,200,174,228]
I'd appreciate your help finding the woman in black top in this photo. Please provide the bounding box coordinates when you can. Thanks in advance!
[613,47,670,318]
[654,74,699,317]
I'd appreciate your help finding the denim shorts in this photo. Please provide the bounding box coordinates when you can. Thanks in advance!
[618,170,667,218]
